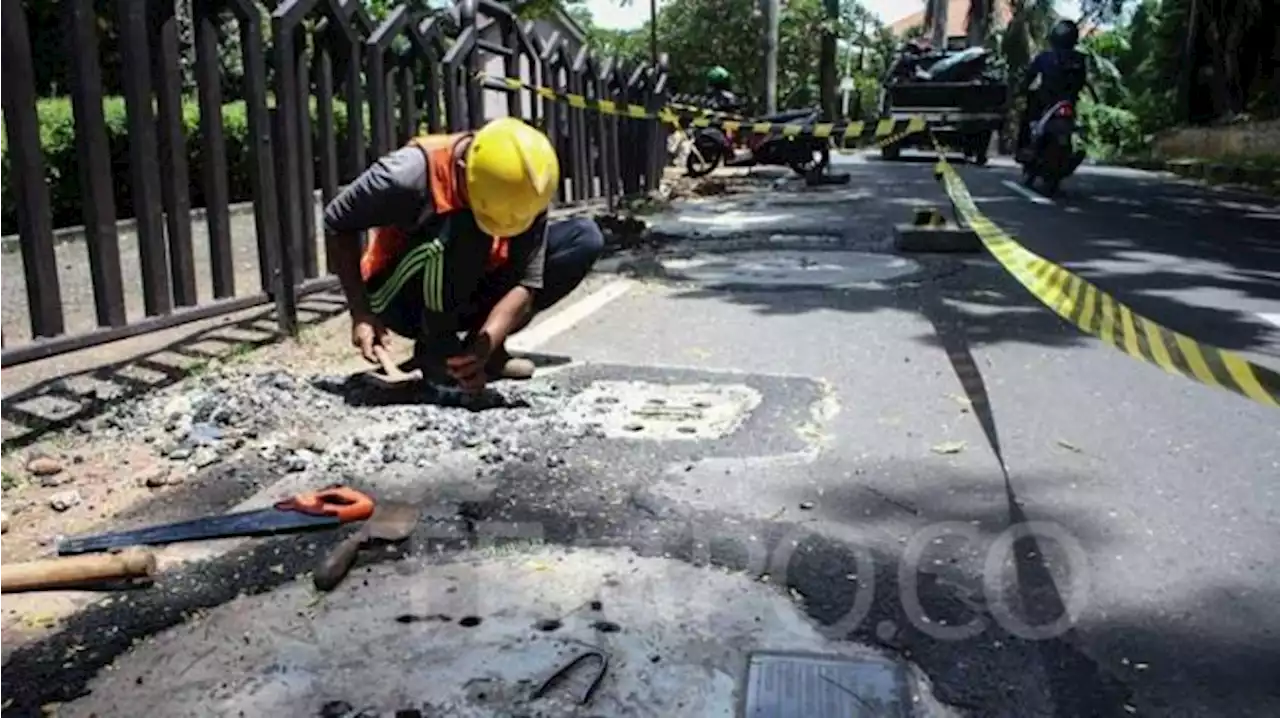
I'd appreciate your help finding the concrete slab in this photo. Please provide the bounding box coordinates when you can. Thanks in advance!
[56,547,945,718]
[660,250,926,290]
[562,380,763,440]
[648,186,889,241]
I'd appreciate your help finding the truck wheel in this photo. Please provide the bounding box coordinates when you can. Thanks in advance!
[881,144,901,161]
[971,150,989,167]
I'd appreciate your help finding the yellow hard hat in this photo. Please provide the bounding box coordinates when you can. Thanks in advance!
[465,118,560,237]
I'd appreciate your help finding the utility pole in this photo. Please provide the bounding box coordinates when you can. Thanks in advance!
[649,0,658,64]
[930,0,947,50]
[818,0,839,119]
[762,0,779,113]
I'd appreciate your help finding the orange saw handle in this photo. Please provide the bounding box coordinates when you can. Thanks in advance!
[274,486,374,523]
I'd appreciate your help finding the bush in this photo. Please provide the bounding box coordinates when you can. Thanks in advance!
[1078,97,1145,160]
[2,95,375,233]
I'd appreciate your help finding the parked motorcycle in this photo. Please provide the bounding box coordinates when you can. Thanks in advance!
[1018,100,1085,196]
[685,107,831,179]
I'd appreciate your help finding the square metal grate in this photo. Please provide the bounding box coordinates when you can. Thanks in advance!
[742,651,912,718]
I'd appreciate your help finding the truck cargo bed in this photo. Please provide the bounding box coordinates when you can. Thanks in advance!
[883,81,1008,114]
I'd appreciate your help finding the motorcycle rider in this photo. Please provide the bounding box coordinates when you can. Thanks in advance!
[1016,19,1088,162]
[704,66,742,113]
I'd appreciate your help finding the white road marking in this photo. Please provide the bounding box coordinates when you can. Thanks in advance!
[508,277,634,352]
[1258,313,1280,330]
[1002,179,1055,205]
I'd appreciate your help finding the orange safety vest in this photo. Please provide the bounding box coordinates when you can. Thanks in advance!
[359,134,510,283]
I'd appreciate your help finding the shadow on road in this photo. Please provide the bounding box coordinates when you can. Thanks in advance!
[957,164,1280,357]
[923,292,1117,716]
[669,259,1089,352]
[643,160,1280,359]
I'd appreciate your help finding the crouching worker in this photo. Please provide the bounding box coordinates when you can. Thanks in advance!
[323,118,604,393]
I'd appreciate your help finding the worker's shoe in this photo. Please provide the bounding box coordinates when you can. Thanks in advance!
[486,346,535,380]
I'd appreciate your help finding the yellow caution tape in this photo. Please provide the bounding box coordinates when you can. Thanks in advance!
[666,100,746,122]
[478,72,927,149]
[931,140,1280,409]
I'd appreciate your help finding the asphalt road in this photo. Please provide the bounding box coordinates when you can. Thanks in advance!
[536,155,1280,716]
[5,155,1278,717]
[940,155,1280,361]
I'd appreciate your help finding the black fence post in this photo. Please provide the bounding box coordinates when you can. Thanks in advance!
[194,0,235,299]
[2,0,63,339]
[65,0,126,325]
[416,17,447,133]
[153,0,198,307]
[118,0,174,319]
[270,2,304,337]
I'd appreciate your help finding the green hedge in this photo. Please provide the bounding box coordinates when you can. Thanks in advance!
[1,96,375,234]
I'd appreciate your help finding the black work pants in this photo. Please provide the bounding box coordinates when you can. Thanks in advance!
[371,217,605,350]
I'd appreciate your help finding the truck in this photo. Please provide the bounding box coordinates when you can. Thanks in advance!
[878,44,1009,165]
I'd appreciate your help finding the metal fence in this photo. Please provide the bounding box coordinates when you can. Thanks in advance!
[0,0,669,368]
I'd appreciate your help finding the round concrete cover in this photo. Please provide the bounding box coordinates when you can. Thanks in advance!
[663,251,922,289]
[60,548,915,718]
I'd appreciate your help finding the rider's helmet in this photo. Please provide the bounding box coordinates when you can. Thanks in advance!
[1048,19,1080,51]
[465,117,560,238]
[706,66,732,91]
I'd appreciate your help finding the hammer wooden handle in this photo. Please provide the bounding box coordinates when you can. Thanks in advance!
[1,549,157,593]
[375,346,423,382]
[313,527,369,592]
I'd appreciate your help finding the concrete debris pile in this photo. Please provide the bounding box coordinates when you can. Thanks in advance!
[96,369,601,478]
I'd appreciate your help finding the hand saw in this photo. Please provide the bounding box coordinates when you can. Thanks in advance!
[56,486,374,556]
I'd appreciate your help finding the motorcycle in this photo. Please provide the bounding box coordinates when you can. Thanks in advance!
[685,107,831,179]
[1018,100,1085,196]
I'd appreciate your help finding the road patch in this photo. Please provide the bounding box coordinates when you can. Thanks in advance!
[562,380,762,440]
[48,547,939,718]
[660,250,924,289]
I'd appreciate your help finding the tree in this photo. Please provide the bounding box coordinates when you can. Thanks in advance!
[967,0,993,47]
[611,0,882,113]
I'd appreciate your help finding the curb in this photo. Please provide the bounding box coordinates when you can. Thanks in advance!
[1113,156,1280,195]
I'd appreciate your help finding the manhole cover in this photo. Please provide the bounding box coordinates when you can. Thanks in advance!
[564,381,761,440]
[744,651,912,717]
[662,250,921,289]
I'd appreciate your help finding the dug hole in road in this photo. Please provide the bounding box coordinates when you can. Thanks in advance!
[3,159,1279,718]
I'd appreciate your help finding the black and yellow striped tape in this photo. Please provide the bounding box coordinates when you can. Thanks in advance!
[478,72,927,148]
[666,100,746,122]
[931,142,1280,409]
